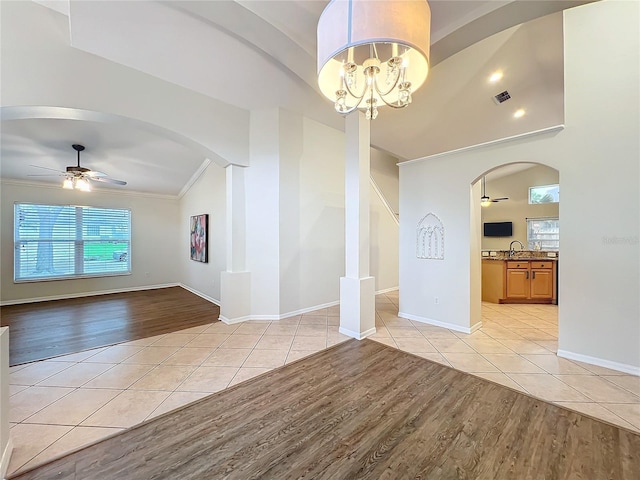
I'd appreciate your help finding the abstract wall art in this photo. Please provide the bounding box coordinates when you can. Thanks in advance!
[190,214,208,263]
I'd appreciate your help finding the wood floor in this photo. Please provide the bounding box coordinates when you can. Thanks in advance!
[11,339,640,480]
[0,287,220,366]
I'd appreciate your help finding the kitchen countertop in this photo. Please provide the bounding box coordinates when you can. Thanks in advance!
[482,251,559,262]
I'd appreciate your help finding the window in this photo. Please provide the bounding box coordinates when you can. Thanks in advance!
[14,203,131,282]
[527,218,559,251]
[529,184,559,204]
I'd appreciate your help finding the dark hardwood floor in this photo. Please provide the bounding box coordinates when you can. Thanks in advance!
[11,339,640,480]
[0,287,220,366]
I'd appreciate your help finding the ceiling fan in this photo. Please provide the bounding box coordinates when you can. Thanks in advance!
[29,144,127,191]
[480,176,508,207]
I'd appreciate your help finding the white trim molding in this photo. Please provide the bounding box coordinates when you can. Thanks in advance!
[557,349,640,376]
[178,284,220,306]
[376,286,399,295]
[339,326,376,340]
[1,437,13,480]
[178,158,212,198]
[0,284,180,306]
[220,300,341,324]
[399,125,565,167]
[370,176,399,225]
[399,312,482,334]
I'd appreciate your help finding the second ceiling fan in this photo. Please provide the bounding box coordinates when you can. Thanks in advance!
[480,176,508,207]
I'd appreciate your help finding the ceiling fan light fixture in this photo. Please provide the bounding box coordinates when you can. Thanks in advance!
[480,196,492,208]
[62,177,74,190]
[75,177,91,192]
[317,0,431,119]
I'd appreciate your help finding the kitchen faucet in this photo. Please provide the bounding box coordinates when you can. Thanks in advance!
[509,240,525,257]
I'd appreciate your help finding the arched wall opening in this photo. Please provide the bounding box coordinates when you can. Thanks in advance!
[471,161,560,352]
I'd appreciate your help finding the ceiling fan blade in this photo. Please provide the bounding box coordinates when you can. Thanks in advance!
[493,197,509,201]
[90,176,127,186]
[29,164,65,174]
[85,170,108,178]
[27,174,66,177]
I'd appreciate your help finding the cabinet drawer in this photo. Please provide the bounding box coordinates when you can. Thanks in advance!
[507,261,529,269]
[531,261,553,269]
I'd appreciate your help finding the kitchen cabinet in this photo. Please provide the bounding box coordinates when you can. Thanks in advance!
[482,259,556,304]
[530,262,554,299]
[506,263,529,299]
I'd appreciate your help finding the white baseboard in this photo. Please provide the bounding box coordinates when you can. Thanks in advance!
[376,286,399,295]
[1,438,13,480]
[557,349,640,376]
[398,311,482,334]
[279,300,340,319]
[219,314,252,325]
[0,283,179,306]
[339,326,376,340]
[178,284,220,306]
[221,300,342,324]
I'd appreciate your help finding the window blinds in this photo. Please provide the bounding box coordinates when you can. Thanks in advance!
[14,203,131,282]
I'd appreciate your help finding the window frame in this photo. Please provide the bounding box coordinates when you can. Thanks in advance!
[14,202,132,283]
[527,217,559,251]
[528,184,560,204]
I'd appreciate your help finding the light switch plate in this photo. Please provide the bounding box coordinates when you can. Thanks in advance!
[547,252,557,257]
[489,251,497,257]
[481,251,489,257]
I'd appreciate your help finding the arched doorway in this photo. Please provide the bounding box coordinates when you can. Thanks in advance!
[472,161,560,354]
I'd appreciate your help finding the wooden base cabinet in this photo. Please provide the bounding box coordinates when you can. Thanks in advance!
[482,259,557,304]
[506,261,530,299]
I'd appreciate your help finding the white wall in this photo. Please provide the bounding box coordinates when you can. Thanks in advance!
[246,109,282,317]
[370,181,400,292]
[399,156,479,332]
[0,181,180,304]
[278,113,346,314]
[246,109,399,318]
[178,163,226,304]
[399,0,639,371]
[481,165,559,250]
[370,148,400,215]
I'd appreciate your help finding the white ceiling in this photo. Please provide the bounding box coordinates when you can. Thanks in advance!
[0,0,592,195]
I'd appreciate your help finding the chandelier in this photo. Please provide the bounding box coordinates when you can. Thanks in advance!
[317,0,431,119]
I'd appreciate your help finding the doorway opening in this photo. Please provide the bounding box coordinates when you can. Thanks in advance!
[474,162,560,355]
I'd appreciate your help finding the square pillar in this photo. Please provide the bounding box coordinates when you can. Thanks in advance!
[340,111,376,339]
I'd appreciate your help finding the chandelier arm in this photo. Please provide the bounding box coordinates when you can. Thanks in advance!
[337,103,363,116]
[376,95,409,109]
[373,71,403,98]
[342,81,368,102]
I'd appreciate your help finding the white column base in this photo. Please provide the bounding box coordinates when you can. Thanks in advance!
[339,276,376,339]
[220,271,251,324]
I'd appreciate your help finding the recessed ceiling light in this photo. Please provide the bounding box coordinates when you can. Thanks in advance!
[514,109,526,118]
[489,71,503,83]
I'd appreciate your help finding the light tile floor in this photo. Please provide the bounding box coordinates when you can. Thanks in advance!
[7,292,640,474]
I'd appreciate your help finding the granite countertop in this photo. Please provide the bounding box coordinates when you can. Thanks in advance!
[482,251,559,261]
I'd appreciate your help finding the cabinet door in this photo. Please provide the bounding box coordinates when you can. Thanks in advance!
[507,269,530,299]
[531,269,553,299]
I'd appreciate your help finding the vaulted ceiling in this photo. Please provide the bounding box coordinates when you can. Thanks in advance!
[0,0,592,195]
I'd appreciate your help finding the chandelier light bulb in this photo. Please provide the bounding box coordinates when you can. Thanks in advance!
[317,0,431,119]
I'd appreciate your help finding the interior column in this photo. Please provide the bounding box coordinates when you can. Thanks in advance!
[339,111,376,339]
[220,164,251,324]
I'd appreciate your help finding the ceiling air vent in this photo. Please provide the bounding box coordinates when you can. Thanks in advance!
[493,90,511,104]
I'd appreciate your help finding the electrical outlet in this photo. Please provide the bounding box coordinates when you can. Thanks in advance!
[434,297,439,304]
[489,251,497,257]
[481,251,489,257]
[547,252,557,258]
[145,272,150,278]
